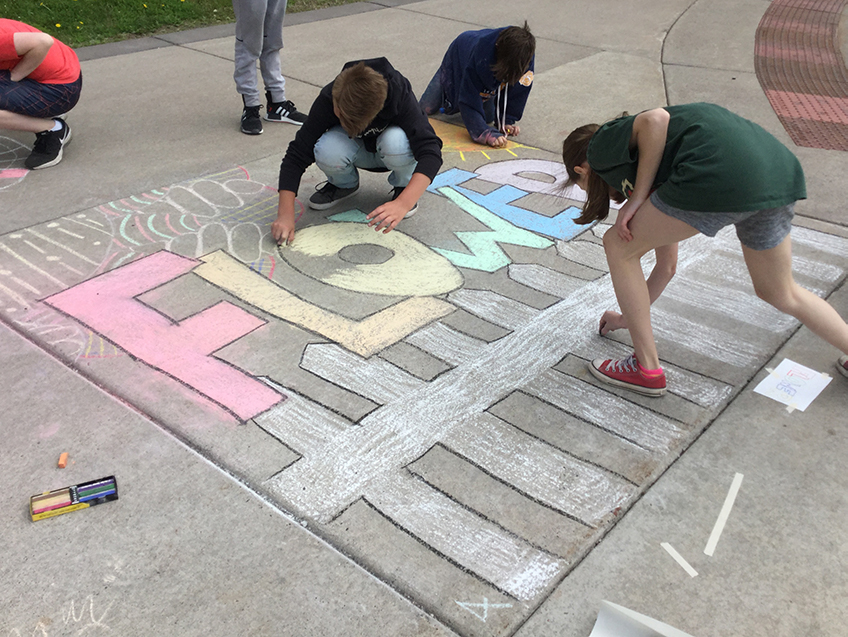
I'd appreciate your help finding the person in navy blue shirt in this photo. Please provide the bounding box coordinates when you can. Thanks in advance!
[420,23,535,147]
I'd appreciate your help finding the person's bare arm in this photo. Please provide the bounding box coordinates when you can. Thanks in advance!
[11,32,54,82]
[614,107,670,242]
[272,190,297,245]
[367,172,430,233]
[645,243,678,303]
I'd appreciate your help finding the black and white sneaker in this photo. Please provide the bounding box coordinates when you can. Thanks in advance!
[265,92,307,125]
[241,104,263,135]
[391,186,419,218]
[308,181,359,210]
[25,119,72,170]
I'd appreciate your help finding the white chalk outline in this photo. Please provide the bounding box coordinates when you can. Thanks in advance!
[455,597,513,622]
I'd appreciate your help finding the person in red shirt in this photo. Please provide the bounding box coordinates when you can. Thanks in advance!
[0,19,82,169]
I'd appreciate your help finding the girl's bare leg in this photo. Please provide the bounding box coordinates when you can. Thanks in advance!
[602,201,698,369]
[600,242,679,335]
[743,236,848,354]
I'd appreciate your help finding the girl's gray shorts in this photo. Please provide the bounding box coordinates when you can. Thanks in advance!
[650,191,794,251]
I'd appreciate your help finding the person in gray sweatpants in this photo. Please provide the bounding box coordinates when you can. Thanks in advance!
[233,0,307,135]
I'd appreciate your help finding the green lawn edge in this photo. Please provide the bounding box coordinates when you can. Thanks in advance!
[1,0,363,49]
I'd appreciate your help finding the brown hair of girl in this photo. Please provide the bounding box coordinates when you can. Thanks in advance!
[562,124,624,225]
[492,22,535,85]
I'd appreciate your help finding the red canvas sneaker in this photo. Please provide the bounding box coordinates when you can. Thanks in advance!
[589,354,667,397]
[838,354,848,379]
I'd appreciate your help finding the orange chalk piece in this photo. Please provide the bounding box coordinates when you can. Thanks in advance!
[58,452,69,468]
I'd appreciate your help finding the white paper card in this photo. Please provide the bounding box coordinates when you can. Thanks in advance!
[753,359,832,412]
[589,601,695,637]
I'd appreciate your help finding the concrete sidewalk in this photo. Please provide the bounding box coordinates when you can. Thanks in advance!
[2,1,847,636]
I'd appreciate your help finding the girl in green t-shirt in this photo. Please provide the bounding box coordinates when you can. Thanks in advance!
[561,102,848,396]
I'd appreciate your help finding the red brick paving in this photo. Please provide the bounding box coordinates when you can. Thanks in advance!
[755,0,848,149]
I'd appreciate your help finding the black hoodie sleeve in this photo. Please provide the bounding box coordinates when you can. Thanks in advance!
[277,84,338,193]
[391,76,443,182]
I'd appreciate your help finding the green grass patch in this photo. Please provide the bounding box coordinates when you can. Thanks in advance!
[1,0,362,48]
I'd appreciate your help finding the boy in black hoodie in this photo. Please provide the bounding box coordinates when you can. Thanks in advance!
[272,58,443,245]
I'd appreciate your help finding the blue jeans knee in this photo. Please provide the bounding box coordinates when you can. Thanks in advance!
[376,126,415,187]
[314,126,361,188]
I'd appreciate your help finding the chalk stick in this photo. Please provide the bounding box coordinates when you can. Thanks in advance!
[58,452,69,468]
[78,484,116,500]
[79,487,117,503]
[30,475,119,522]
[32,498,75,515]
[31,495,72,512]
[77,477,114,491]
[31,489,71,507]
[75,482,116,500]
[31,489,73,515]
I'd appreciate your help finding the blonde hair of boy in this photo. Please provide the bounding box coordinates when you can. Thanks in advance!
[332,63,389,137]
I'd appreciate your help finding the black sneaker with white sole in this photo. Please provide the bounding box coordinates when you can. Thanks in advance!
[265,92,307,125]
[391,186,419,218]
[241,104,263,135]
[25,119,72,170]
[308,181,359,210]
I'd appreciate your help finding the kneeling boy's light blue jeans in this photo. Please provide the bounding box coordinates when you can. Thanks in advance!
[314,126,417,189]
